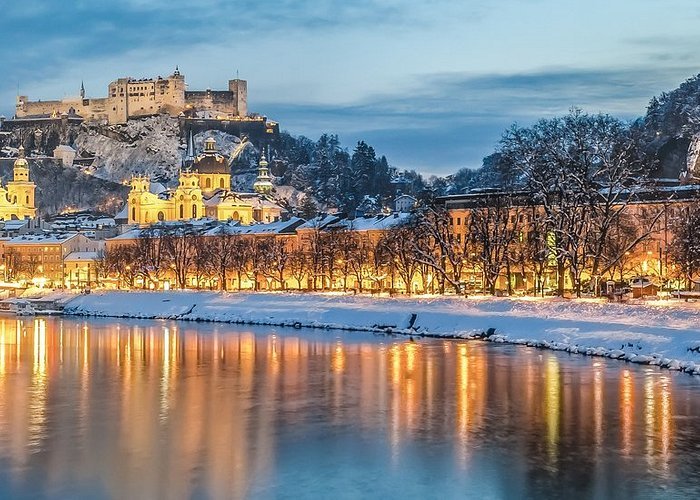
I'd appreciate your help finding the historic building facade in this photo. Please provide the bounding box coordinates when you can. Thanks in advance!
[127,138,283,225]
[0,147,36,221]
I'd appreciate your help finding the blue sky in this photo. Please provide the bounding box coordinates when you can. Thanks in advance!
[2,0,700,175]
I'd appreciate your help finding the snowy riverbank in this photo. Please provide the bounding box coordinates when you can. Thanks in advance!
[62,291,700,375]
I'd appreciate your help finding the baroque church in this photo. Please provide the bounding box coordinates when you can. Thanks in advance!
[127,136,282,225]
[0,146,37,221]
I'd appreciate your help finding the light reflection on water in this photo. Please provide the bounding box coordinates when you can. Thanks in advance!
[0,317,697,498]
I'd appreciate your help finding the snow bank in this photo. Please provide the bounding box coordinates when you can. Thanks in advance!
[63,291,700,375]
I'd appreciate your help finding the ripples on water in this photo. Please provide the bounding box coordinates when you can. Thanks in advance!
[0,317,698,499]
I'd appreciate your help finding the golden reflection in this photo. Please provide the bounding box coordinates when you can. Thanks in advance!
[0,317,688,497]
[658,376,673,474]
[620,370,634,456]
[389,342,402,464]
[332,342,346,373]
[644,373,655,466]
[593,362,604,449]
[456,344,470,468]
[544,355,560,461]
[644,372,674,477]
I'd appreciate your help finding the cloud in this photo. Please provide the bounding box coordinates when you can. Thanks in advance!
[3,1,700,176]
[261,65,700,174]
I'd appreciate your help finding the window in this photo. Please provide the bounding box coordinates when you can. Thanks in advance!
[132,207,136,220]
[205,178,211,189]
[220,178,225,189]
[179,205,184,218]
[457,217,461,226]
[192,205,197,218]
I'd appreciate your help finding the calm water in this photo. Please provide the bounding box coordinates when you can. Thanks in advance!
[0,317,698,499]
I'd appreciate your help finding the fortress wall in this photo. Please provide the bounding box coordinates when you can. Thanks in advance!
[185,91,239,115]
[18,100,67,117]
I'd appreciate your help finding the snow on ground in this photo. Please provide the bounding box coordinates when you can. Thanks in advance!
[63,291,700,375]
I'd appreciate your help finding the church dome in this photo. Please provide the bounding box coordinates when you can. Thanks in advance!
[192,138,230,174]
[14,146,28,169]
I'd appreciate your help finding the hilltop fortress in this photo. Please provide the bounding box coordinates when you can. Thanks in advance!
[15,67,248,125]
[4,67,279,158]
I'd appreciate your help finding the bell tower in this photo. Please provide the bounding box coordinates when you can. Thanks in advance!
[5,146,36,219]
[253,150,273,195]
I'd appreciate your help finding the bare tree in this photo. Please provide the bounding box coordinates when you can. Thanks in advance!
[133,228,168,288]
[104,245,138,289]
[413,208,469,294]
[208,226,241,291]
[190,234,214,289]
[162,226,197,289]
[468,194,522,295]
[378,224,421,295]
[259,238,292,290]
[229,236,252,291]
[498,109,656,296]
[669,203,700,290]
[288,246,311,290]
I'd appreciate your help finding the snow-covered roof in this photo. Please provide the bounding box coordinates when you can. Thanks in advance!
[297,214,342,230]
[149,182,167,195]
[7,233,80,245]
[330,214,412,232]
[395,194,417,202]
[65,251,100,261]
[115,205,129,220]
[109,228,143,241]
[2,220,29,230]
[204,217,304,236]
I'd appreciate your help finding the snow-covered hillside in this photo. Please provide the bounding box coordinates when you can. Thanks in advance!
[74,116,183,182]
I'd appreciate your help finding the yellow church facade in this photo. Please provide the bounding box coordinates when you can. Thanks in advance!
[0,146,37,221]
[127,138,281,225]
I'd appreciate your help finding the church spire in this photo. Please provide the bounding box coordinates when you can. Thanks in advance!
[80,81,85,99]
[253,148,273,195]
[183,129,195,169]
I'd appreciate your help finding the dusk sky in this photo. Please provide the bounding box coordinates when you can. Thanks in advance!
[2,0,700,175]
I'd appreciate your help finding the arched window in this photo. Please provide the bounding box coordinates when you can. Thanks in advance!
[132,207,136,221]
[205,178,211,189]
[179,204,184,218]
[25,195,29,204]
[232,211,239,221]
[144,211,149,223]
[192,205,197,218]
[220,178,225,188]
[157,211,165,221]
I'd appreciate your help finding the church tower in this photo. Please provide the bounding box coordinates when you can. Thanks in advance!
[253,150,273,195]
[174,170,204,220]
[4,146,36,219]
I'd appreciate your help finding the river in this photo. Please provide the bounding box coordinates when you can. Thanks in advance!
[0,316,698,499]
